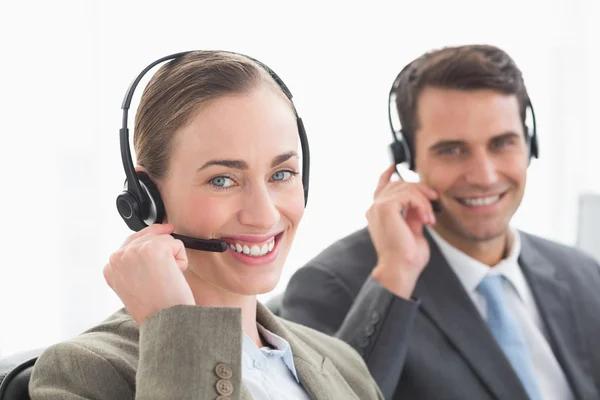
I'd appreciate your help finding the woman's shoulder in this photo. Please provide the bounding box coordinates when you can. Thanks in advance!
[279,317,363,362]
[48,307,139,362]
[277,317,382,399]
[29,308,139,399]
[278,318,371,371]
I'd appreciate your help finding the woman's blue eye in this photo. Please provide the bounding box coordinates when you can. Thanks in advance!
[272,171,289,181]
[210,176,234,188]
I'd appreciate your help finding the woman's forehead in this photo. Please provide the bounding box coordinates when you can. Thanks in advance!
[173,88,299,166]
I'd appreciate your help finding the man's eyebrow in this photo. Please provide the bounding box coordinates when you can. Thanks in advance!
[428,140,466,152]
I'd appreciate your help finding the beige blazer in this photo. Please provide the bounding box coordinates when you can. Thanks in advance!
[29,302,383,399]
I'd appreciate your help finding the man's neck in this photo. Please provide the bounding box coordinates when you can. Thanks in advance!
[432,225,511,267]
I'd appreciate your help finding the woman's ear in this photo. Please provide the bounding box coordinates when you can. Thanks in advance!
[134,165,149,175]
[133,166,168,224]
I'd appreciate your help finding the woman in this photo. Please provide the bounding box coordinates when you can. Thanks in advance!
[28,51,384,399]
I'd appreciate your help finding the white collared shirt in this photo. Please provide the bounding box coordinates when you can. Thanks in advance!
[241,324,310,400]
[427,227,574,400]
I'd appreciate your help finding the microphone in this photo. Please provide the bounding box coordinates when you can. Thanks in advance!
[171,233,228,252]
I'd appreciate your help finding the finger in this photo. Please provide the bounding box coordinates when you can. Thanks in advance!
[413,183,439,200]
[379,183,437,223]
[102,264,114,290]
[411,185,438,223]
[369,196,428,239]
[378,188,435,225]
[171,237,188,271]
[379,181,437,200]
[122,223,175,247]
[403,194,435,225]
[151,234,188,271]
[374,164,397,198]
[376,180,409,198]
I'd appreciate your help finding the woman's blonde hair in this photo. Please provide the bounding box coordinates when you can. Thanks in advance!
[133,51,289,178]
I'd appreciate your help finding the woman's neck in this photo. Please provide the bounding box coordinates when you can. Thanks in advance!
[183,270,264,348]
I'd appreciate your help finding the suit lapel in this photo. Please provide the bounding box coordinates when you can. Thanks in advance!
[413,232,530,400]
[256,303,358,400]
[518,233,590,399]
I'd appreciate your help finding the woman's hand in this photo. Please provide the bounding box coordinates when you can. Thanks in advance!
[103,224,195,326]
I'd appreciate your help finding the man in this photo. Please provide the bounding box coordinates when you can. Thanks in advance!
[281,45,600,400]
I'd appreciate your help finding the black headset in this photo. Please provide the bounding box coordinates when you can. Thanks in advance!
[116,51,310,253]
[387,62,539,172]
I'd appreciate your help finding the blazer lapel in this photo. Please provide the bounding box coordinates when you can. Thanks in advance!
[412,232,530,400]
[518,233,592,399]
[256,303,360,400]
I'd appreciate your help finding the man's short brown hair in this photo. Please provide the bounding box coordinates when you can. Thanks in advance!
[393,44,530,159]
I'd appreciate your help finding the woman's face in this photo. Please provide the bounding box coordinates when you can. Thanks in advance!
[158,85,304,296]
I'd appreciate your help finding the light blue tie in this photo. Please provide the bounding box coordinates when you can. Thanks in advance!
[477,275,542,400]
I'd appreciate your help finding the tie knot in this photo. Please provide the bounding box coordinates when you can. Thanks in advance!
[477,274,505,298]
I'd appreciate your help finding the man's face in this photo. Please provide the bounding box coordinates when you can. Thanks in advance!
[414,87,529,242]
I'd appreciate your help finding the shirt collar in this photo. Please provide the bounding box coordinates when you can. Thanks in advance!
[426,226,528,302]
[242,323,301,382]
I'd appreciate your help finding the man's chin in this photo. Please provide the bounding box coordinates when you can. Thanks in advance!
[437,216,503,242]
[454,222,509,242]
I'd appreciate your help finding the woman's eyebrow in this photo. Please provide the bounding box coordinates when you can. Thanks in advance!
[197,151,299,172]
[271,151,298,167]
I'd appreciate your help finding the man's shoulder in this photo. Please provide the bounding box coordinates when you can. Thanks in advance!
[520,231,596,261]
[519,230,600,277]
[307,227,377,273]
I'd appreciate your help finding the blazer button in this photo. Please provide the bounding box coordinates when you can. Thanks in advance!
[371,311,380,324]
[365,324,376,336]
[216,397,230,400]
[216,379,234,396]
[357,336,370,349]
[215,363,233,379]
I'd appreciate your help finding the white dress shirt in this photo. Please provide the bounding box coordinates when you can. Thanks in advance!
[241,323,310,400]
[427,227,574,400]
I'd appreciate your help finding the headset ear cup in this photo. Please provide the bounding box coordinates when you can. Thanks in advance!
[524,124,539,160]
[530,128,539,159]
[136,172,165,224]
[389,133,414,170]
[389,141,407,165]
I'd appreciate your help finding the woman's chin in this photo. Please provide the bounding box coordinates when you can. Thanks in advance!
[186,252,284,296]
[234,274,280,296]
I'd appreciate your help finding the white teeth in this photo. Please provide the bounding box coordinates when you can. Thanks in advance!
[260,244,268,256]
[229,238,276,257]
[460,195,500,207]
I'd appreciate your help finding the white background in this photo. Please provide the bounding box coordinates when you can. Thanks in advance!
[0,0,599,356]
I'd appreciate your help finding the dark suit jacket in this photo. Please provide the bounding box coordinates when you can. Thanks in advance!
[29,302,383,400]
[281,228,600,400]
